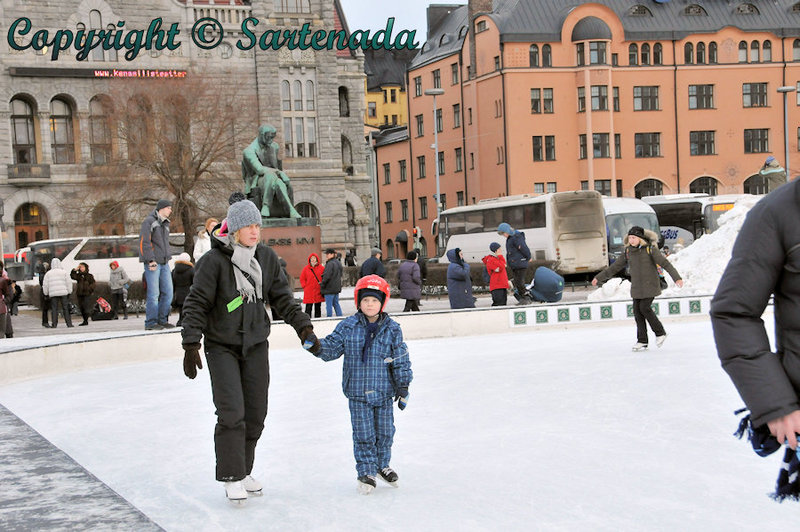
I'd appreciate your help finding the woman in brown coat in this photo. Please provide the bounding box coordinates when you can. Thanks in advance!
[592,226,683,351]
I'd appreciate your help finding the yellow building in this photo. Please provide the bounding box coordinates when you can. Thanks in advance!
[364,49,417,127]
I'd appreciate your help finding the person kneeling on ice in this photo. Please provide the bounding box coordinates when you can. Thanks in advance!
[302,274,413,495]
[591,226,683,352]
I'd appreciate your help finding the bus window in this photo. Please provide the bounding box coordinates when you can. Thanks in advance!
[76,240,114,260]
[465,211,484,234]
[116,237,139,258]
[523,203,546,228]
[483,208,502,232]
[703,203,735,232]
[446,213,466,236]
[501,206,524,228]
[554,199,604,233]
[650,203,702,235]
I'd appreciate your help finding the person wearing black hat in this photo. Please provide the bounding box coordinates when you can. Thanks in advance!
[359,247,386,279]
[320,248,343,316]
[139,198,174,330]
[591,225,683,351]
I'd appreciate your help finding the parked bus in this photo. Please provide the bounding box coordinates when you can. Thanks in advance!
[641,194,756,249]
[601,197,660,265]
[432,190,608,275]
[14,233,186,286]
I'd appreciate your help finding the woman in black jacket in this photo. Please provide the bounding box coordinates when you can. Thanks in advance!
[180,198,317,505]
[70,262,95,326]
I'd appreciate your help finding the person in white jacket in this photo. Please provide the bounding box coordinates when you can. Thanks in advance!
[193,217,219,262]
[42,258,74,328]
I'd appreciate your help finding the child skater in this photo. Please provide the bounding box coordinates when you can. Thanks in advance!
[303,274,413,494]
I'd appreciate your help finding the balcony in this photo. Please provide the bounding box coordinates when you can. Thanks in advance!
[7,164,51,186]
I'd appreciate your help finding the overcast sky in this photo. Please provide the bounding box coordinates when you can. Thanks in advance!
[339,0,445,45]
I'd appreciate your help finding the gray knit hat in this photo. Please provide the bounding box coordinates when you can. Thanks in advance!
[226,199,262,234]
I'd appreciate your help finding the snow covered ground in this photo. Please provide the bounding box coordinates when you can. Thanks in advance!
[0,313,796,531]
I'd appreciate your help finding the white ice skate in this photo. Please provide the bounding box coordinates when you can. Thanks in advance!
[225,480,248,507]
[656,334,667,348]
[357,475,376,495]
[632,342,648,352]
[242,475,263,496]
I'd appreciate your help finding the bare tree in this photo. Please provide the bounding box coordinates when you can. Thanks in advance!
[86,74,259,251]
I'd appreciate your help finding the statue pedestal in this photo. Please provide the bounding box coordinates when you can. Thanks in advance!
[260,218,320,286]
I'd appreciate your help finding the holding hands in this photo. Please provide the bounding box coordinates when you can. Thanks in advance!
[300,326,320,355]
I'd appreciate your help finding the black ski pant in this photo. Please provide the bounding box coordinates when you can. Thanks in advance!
[632,297,666,345]
[205,341,269,482]
[77,295,93,324]
[510,268,529,300]
[50,296,73,327]
[491,288,508,307]
[403,299,420,312]
[304,302,321,318]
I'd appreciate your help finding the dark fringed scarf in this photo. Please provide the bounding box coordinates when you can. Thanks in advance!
[734,408,800,502]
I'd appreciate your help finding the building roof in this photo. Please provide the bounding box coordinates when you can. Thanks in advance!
[364,48,417,91]
[373,126,409,147]
[409,4,469,69]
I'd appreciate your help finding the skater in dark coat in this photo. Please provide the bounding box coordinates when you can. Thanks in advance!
[446,248,475,309]
[396,251,422,312]
[70,262,95,326]
[180,198,316,504]
[359,248,386,279]
[497,222,532,303]
[171,253,194,326]
[592,226,683,351]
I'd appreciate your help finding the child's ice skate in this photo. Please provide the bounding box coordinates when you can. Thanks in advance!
[357,475,377,495]
[225,480,248,507]
[378,467,399,487]
[242,475,263,496]
[632,342,648,352]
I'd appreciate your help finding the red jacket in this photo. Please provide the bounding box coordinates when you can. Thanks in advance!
[482,254,510,291]
[299,253,325,304]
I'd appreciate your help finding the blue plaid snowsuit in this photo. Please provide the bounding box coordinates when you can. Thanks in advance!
[316,312,413,477]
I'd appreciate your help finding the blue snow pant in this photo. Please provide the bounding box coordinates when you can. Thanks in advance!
[348,397,395,477]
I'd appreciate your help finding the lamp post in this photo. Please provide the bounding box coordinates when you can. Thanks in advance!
[424,88,445,224]
[777,85,797,183]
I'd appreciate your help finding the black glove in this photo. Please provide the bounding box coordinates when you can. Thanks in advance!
[299,326,320,355]
[395,387,409,410]
[183,343,203,379]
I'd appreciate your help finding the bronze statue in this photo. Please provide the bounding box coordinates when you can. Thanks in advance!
[242,124,301,218]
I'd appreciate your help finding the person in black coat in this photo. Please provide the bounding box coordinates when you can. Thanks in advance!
[320,248,343,316]
[171,253,194,326]
[180,198,316,503]
[359,248,386,279]
[70,262,96,326]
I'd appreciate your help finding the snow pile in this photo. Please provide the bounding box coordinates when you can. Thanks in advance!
[588,195,764,301]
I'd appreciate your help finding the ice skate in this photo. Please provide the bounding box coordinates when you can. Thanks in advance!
[656,334,667,348]
[242,475,263,496]
[632,342,648,352]
[378,467,398,487]
[357,475,377,495]
[224,480,248,507]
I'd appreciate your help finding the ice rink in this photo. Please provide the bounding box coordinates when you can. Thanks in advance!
[0,313,797,531]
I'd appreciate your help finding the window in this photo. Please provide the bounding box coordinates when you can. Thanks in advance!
[468,108,472,125]
[633,86,659,111]
[419,197,428,219]
[547,182,557,193]
[274,0,311,13]
[126,96,152,162]
[750,41,760,63]
[308,118,318,158]
[414,76,422,97]
[641,43,650,65]
[383,115,389,126]
[399,160,407,182]
[613,87,620,112]
[533,136,543,161]
[690,130,715,155]
[739,41,748,63]
[437,151,445,174]
[457,191,464,206]
[383,163,391,185]
[576,43,585,66]
[543,89,553,113]
[654,43,663,65]
[453,104,461,128]
[685,42,694,64]
[589,42,607,64]
[629,44,638,65]
[795,39,800,61]
[440,193,447,211]
[634,179,663,198]
[531,89,553,114]
[545,136,556,160]
[494,56,500,71]
[294,80,303,110]
[281,80,291,110]
[400,199,408,221]
[391,115,399,125]
[742,83,767,107]
[595,180,612,196]
[50,98,75,163]
[469,152,474,169]
[367,102,376,118]
[744,128,769,153]
[384,202,393,223]
[579,134,587,159]
[534,183,545,194]
[89,10,105,61]
[435,108,443,133]
[417,155,426,179]
[577,87,586,112]
[696,42,706,64]
[542,45,552,67]
[614,133,621,158]
[635,132,661,158]
[709,42,718,63]
[451,62,459,84]
[338,87,349,117]
[591,85,608,111]
[433,69,441,89]
[455,148,463,172]
[476,20,487,33]
[415,114,424,136]
[592,133,610,158]
[763,41,772,62]
[306,81,315,110]
[689,84,714,109]
[89,96,112,165]
[11,97,36,164]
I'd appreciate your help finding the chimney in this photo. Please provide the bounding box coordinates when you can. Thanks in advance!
[468,0,493,78]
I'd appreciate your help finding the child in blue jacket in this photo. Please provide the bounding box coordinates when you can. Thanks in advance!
[303,274,413,494]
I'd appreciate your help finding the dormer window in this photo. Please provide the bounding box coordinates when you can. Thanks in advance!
[735,3,759,14]
[684,5,707,16]
[628,5,652,16]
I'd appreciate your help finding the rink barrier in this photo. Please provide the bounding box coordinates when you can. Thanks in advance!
[0,295,713,385]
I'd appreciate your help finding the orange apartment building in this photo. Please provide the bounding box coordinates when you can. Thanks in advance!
[374,0,800,259]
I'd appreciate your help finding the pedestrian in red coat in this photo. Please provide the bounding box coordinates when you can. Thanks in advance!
[482,242,510,307]
[300,252,325,318]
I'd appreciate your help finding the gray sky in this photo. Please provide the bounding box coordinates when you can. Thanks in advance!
[339,0,438,45]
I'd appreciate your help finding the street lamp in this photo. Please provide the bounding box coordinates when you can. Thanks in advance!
[777,85,798,183]
[424,88,445,225]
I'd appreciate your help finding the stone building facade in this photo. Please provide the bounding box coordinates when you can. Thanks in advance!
[0,0,372,262]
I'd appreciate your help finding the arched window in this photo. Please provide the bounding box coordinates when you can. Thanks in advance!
[709,42,718,64]
[653,43,663,65]
[10,97,37,164]
[743,173,769,194]
[281,80,291,110]
[293,80,303,111]
[696,42,706,64]
[89,95,113,165]
[346,203,357,246]
[305,80,315,110]
[126,95,152,162]
[739,41,748,62]
[629,43,638,65]
[338,86,349,117]
[795,39,800,61]
[92,200,125,235]
[542,44,552,67]
[684,42,694,64]
[50,97,75,164]
[341,135,353,175]
[529,44,539,67]
[750,41,760,63]
[295,202,319,222]
[689,176,718,195]
[106,25,118,61]
[14,203,48,248]
[89,10,104,61]
[634,179,663,198]
[385,240,395,260]
[641,43,650,65]
[763,40,772,62]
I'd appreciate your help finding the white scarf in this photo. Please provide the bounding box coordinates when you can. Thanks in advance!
[230,240,263,303]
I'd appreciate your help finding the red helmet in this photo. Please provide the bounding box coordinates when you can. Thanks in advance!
[354,274,391,312]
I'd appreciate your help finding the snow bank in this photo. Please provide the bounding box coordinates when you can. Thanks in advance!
[588,195,764,301]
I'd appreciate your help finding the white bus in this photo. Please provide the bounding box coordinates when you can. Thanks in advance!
[432,190,608,275]
[601,197,660,265]
[15,233,186,286]
[641,194,756,249]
